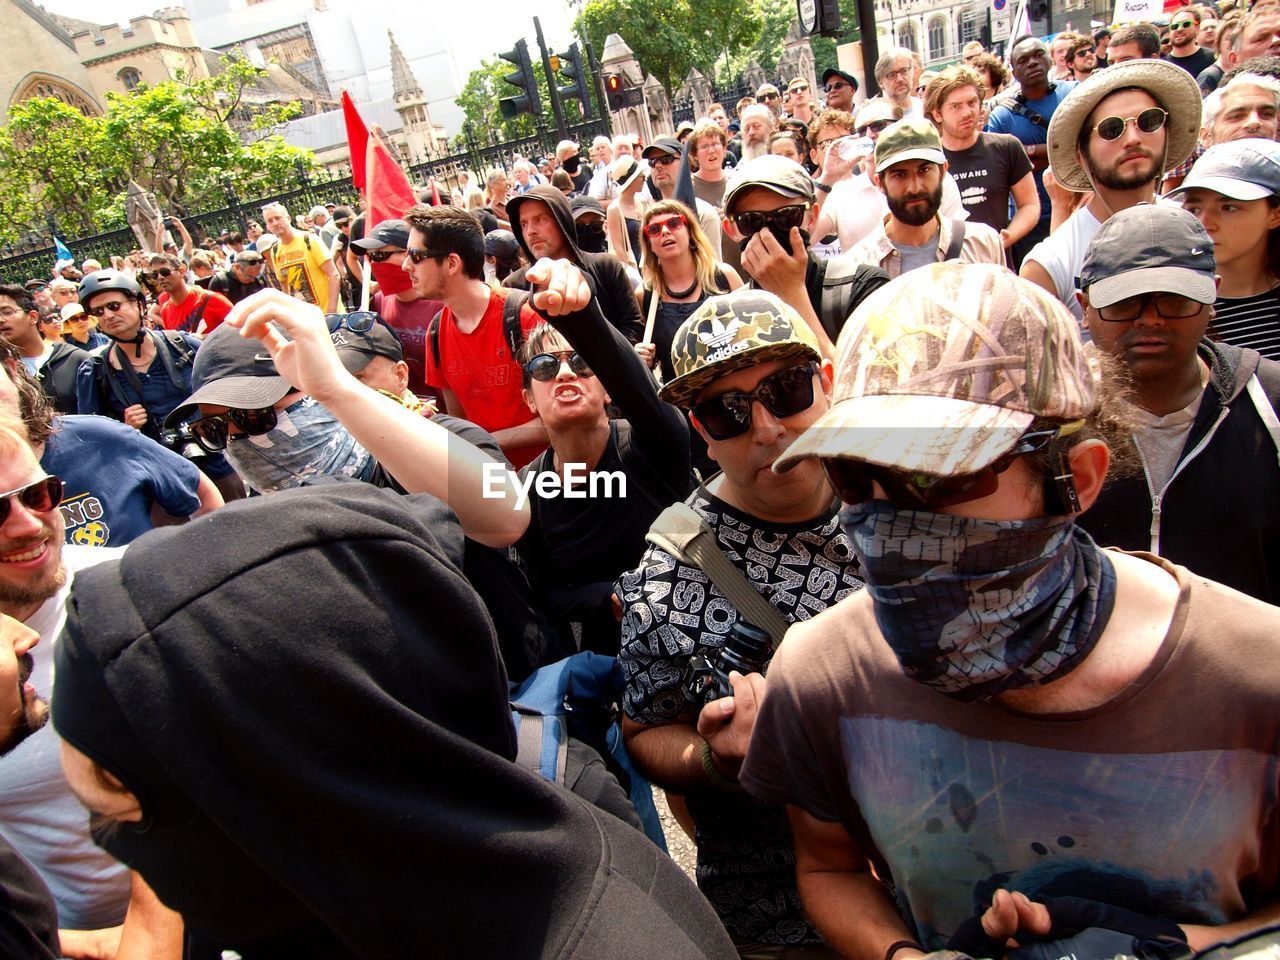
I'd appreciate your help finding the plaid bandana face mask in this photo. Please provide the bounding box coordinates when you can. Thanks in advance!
[838,500,1116,701]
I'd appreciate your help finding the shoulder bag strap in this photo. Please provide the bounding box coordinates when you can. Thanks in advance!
[942,219,966,261]
[645,501,791,647]
[1246,373,1280,466]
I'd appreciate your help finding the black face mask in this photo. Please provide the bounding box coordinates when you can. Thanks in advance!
[576,222,607,253]
[562,155,581,175]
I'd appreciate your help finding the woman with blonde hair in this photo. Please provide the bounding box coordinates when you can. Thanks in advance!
[605,154,647,268]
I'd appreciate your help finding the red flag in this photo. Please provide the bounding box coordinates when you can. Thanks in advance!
[342,90,370,191]
[365,126,417,228]
[430,179,442,206]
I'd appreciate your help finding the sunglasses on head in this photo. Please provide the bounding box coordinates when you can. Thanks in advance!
[525,350,594,382]
[87,300,127,318]
[1095,292,1204,322]
[0,476,63,526]
[821,424,1072,510]
[856,118,894,137]
[365,249,403,263]
[405,247,447,264]
[730,203,809,239]
[187,407,279,454]
[643,214,688,238]
[692,361,817,441]
[1092,107,1167,141]
[324,311,378,334]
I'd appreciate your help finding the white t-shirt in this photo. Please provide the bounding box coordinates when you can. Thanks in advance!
[0,545,129,929]
[826,172,969,253]
[1024,205,1103,323]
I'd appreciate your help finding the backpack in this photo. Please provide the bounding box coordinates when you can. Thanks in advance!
[509,651,667,850]
[428,288,531,369]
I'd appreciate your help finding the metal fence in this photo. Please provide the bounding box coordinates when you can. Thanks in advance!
[671,77,755,127]
[0,116,612,285]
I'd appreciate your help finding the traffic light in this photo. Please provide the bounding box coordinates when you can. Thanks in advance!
[498,38,542,119]
[604,73,625,111]
[557,42,593,119]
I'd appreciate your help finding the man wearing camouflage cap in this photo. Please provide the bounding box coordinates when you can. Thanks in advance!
[618,287,863,958]
[740,261,1280,960]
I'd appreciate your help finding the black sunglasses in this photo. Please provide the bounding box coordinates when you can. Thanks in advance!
[147,267,174,279]
[692,362,817,441]
[366,249,403,263]
[1096,292,1204,322]
[405,247,447,264]
[730,203,810,239]
[525,350,594,382]
[1092,107,1167,141]
[824,81,850,93]
[855,119,894,137]
[0,476,63,526]
[822,426,1064,510]
[324,311,378,334]
[650,155,679,167]
[87,299,127,319]
[188,407,279,454]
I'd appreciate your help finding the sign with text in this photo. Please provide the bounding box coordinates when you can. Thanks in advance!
[1113,0,1161,22]
[992,11,1012,40]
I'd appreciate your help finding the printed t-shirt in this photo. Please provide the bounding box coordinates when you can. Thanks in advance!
[271,231,334,308]
[158,287,233,335]
[944,132,1033,232]
[423,287,544,467]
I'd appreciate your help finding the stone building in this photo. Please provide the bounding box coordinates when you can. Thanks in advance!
[2,0,103,121]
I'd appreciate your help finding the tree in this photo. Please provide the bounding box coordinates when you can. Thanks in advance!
[454,57,541,146]
[574,0,762,93]
[0,53,317,243]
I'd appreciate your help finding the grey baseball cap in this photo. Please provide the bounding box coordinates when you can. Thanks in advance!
[332,323,404,373]
[723,155,816,214]
[1079,204,1217,309]
[1167,137,1280,202]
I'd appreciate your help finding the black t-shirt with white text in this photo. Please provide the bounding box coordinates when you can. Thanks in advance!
[943,132,1033,233]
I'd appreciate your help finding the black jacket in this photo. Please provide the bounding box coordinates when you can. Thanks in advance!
[503,185,645,343]
[1080,340,1280,603]
[38,341,92,414]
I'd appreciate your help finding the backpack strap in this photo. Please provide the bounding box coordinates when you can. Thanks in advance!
[644,501,791,648]
[942,219,966,262]
[502,288,532,356]
[1246,373,1280,467]
[510,702,569,784]
[151,331,193,392]
[428,308,443,368]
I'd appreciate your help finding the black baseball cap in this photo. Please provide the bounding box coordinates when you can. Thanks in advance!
[571,196,606,221]
[164,324,293,426]
[643,137,682,160]
[822,68,859,92]
[353,219,411,250]
[332,323,404,373]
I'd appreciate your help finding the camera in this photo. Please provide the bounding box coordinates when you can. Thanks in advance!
[684,619,773,709]
[159,426,208,465]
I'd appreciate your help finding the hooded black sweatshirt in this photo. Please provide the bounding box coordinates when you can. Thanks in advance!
[503,185,645,344]
[52,481,736,960]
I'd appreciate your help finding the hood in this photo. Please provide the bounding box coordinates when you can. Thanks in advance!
[506,185,581,265]
[1199,337,1260,405]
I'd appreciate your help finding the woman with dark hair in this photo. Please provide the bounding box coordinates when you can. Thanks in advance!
[1173,138,1280,360]
[483,229,525,284]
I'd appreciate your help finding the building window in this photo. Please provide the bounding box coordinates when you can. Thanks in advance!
[898,22,918,52]
[118,67,141,91]
[928,16,947,61]
[958,11,981,45]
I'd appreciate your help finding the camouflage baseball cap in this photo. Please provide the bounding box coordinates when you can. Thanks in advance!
[775,262,1097,475]
[874,117,946,174]
[658,289,822,410]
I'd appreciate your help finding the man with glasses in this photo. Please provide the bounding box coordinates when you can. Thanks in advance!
[757,83,783,119]
[820,68,858,113]
[786,77,814,125]
[1067,34,1099,81]
[618,288,862,959]
[844,119,1004,277]
[740,259,1280,960]
[722,156,888,347]
[148,252,233,336]
[986,36,1078,269]
[0,284,90,414]
[208,249,269,305]
[641,137,724,251]
[961,40,984,64]
[1166,6,1215,77]
[690,119,743,274]
[1077,205,1280,604]
[873,48,922,119]
[1021,60,1200,322]
[352,218,444,398]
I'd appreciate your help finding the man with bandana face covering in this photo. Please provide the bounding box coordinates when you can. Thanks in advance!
[352,218,443,398]
[740,262,1280,960]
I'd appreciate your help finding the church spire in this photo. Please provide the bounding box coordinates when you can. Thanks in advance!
[389,29,422,102]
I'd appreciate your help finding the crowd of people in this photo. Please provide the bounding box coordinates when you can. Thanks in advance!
[2,5,1280,957]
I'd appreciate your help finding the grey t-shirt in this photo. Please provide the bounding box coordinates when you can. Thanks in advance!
[1132,360,1210,494]
[894,237,939,275]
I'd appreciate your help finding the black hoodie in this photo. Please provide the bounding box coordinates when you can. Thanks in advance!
[1080,340,1280,603]
[503,185,645,343]
[52,481,737,960]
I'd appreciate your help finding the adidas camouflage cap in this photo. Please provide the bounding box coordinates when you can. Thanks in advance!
[658,288,822,410]
[775,262,1097,475]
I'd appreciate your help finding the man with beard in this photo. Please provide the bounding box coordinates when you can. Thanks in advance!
[1067,34,1099,81]
[0,414,183,958]
[927,67,1039,252]
[740,261,1280,960]
[352,218,444,398]
[1021,60,1201,322]
[873,48,922,118]
[1166,7,1215,78]
[843,119,1003,277]
[739,103,775,162]
[986,36,1078,268]
[148,252,233,335]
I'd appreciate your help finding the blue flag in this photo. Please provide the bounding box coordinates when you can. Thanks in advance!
[53,237,73,270]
